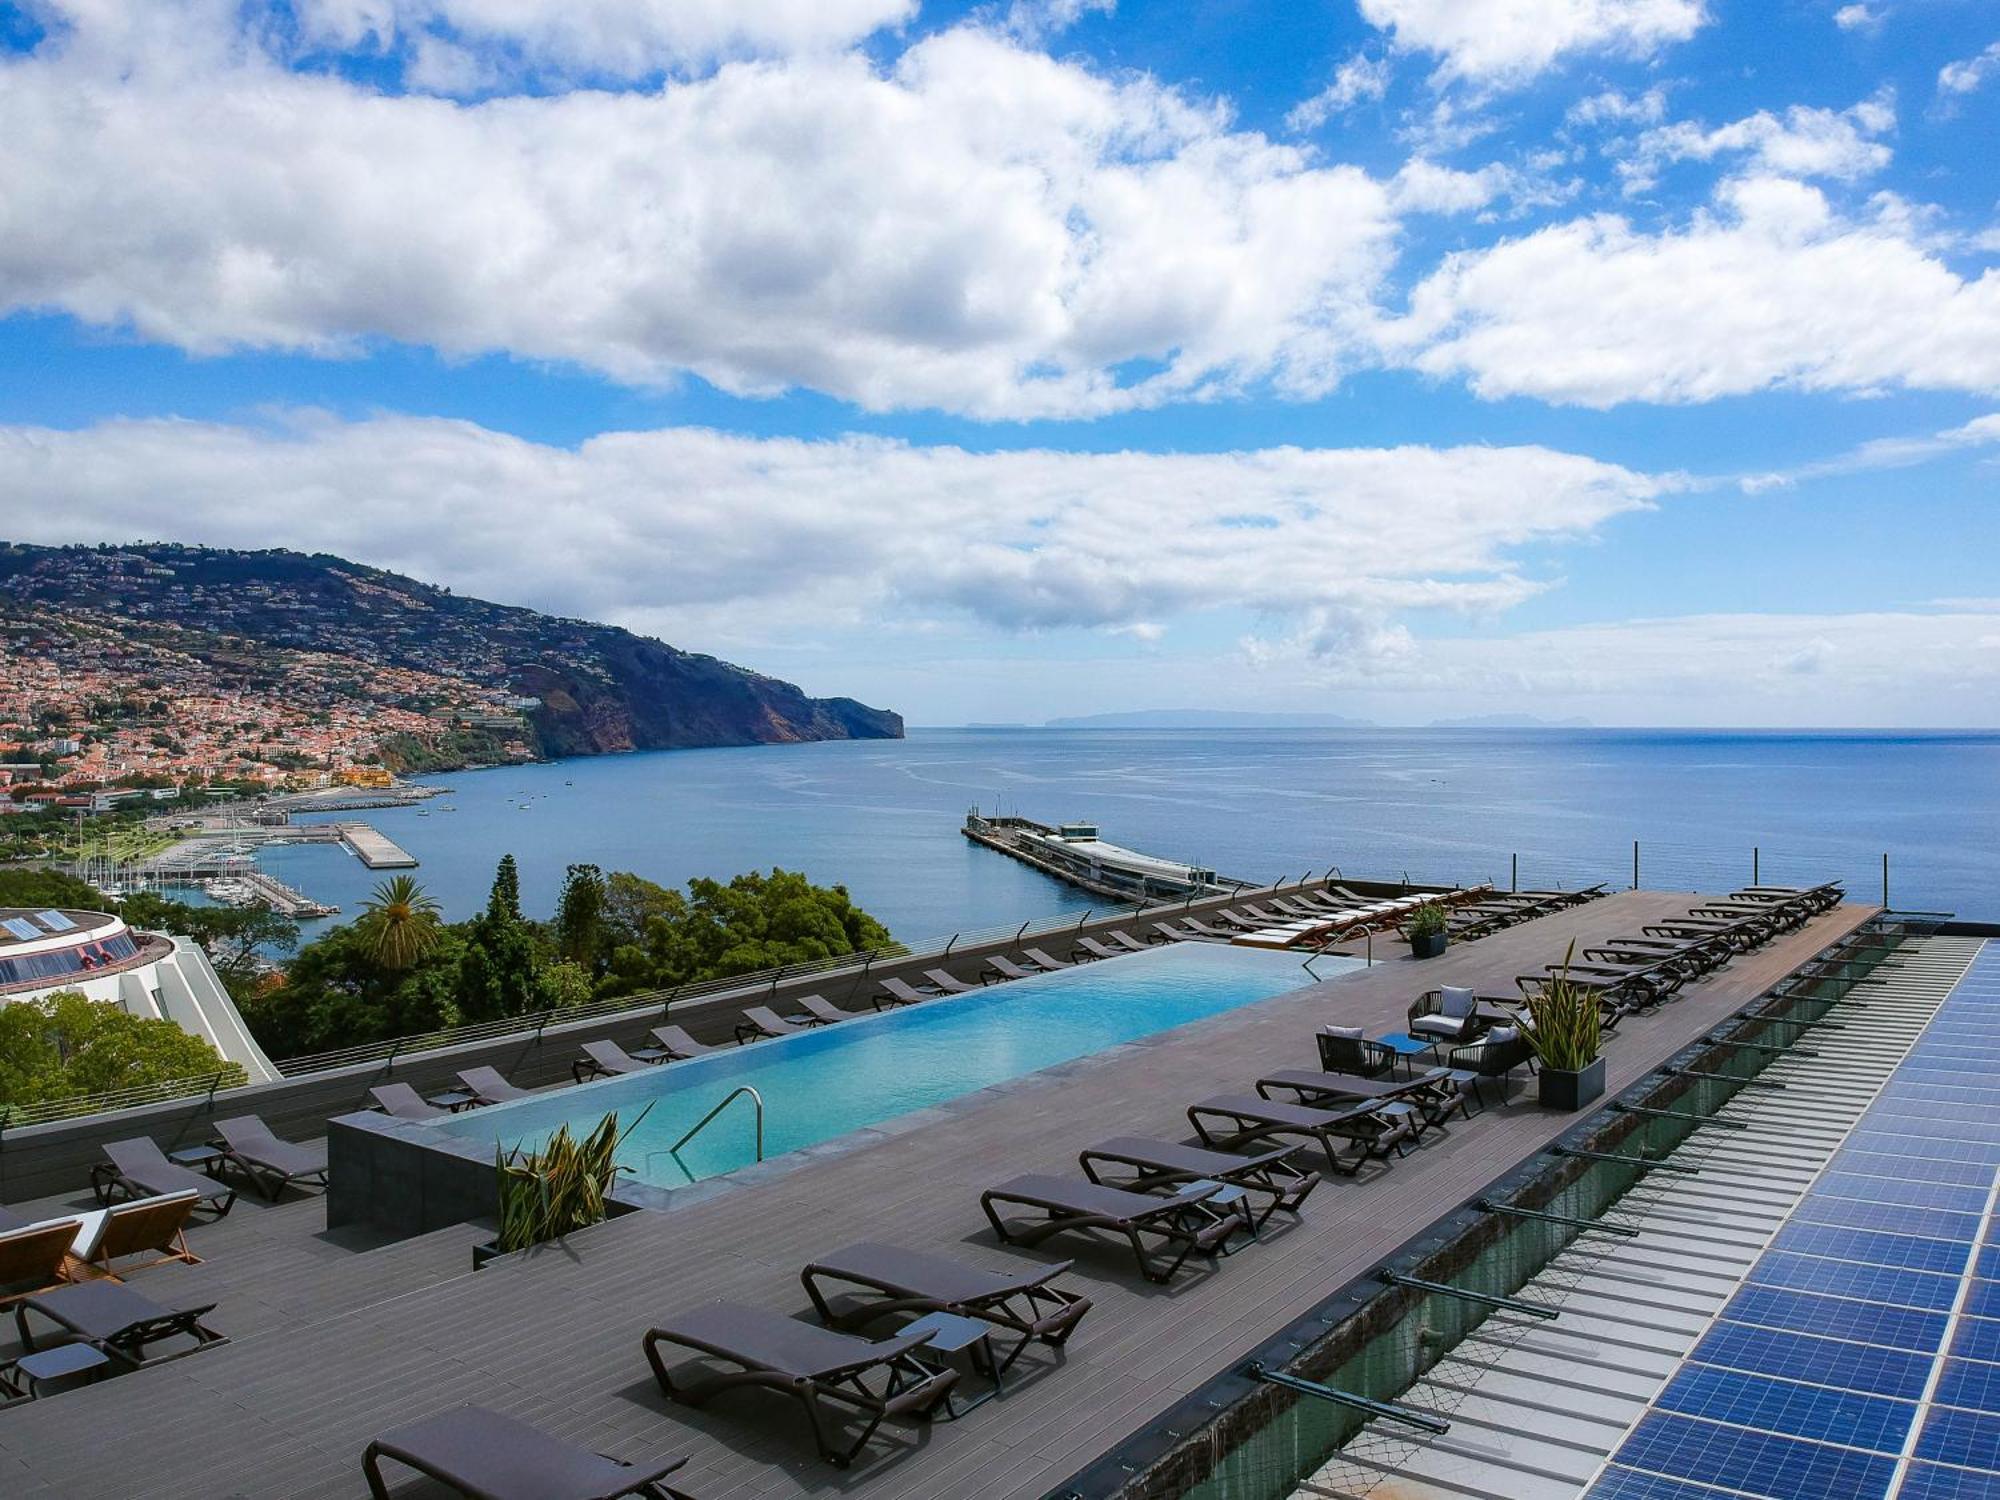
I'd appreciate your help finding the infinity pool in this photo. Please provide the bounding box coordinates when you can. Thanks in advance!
[434,943,1345,1188]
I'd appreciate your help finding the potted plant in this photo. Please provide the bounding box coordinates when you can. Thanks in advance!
[1406,901,1450,960]
[475,1104,650,1268]
[1515,947,1604,1110]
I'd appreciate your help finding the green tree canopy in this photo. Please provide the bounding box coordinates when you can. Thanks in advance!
[555,863,607,971]
[610,868,894,992]
[0,991,240,1107]
[487,854,522,924]
[357,875,444,971]
[0,867,108,911]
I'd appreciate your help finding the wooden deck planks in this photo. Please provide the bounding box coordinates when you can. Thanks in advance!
[0,893,1874,1500]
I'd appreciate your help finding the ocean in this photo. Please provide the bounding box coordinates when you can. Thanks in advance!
[236,727,2000,941]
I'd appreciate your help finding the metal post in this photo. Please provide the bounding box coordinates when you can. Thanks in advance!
[1753,846,1759,884]
[1882,853,1889,909]
[1632,840,1640,890]
[1511,853,1517,893]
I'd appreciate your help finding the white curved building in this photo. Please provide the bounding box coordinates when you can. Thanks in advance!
[0,906,280,1084]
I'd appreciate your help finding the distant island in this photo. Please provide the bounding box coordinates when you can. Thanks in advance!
[1428,714,1594,729]
[1045,709,1375,729]
[0,542,902,787]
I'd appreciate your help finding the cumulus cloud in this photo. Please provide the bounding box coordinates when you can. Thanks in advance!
[0,18,1401,420]
[1287,53,1392,132]
[1939,42,2000,99]
[1566,86,1670,129]
[1357,0,1706,86]
[1387,176,2000,407]
[1001,0,1116,43]
[0,413,1663,663]
[1833,4,1882,33]
[1389,159,1514,215]
[1620,93,1896,192]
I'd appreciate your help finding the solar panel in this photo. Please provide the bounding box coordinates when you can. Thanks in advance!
[32,908,74,931]
[1590,943,2000,1500]
[1,917,41,941]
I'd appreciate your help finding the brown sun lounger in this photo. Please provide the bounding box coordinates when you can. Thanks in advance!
[980,1174,1240,1283]
[1187,1095,1418,1174]
[801,1242,1092,1370]
[364,1404,697,1500]
[1071,937,1126,961]
[15,1278,224,1368]
[875,976,934,1008]
[797,994,863,1025]
[575,1039,660,1082]
[93,1137,235,1216]
[736,1004,810,1043]
[85,1190,202,1277]
[0,1222,78,1307]
[371,1082,447,1120]
[924,968,978,993]
[648,1026,714,1062]
[1149,921,1205,943]
[214,1116,330,1200]
[1103,931,1149,953]
[644,1301,957,1467]
[1078,1136,1319,1227]
[981,954,1042,982]
[1022,947,1073,970]
[458,1065,533,1104]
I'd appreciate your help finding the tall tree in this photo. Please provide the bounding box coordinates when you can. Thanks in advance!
[486,853,522,924]
[357,875,444,971]
[555,863,607,971]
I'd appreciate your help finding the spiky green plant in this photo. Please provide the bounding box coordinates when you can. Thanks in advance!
[1513,941,1602,1072]
[1406,901,1450,939]
[495,1103,652,1252]
[357,875,443,971]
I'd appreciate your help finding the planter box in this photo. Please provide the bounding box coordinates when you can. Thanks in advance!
[1409,932,1448,960]
[1537,1056,1606,1111]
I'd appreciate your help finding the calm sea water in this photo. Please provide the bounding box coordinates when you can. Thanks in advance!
[242,727,2000,939]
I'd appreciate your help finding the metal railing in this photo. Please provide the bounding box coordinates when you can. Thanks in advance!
[655,1085,765,1184]
[0,1065,246,1130]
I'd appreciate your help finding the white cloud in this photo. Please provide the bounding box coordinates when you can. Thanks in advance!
[1357,0,1706,86]
[1287,52,1392,132]
[0,412,1663,665]
[1833,4,1882,33]
[0,20,1403,420]
[1388,177,2000,407]
[1939,42,2000,98]
[292,0,917,81]
[1389,159,1513,215]
[1622,94,1896,191]
[1739,412,2000,491]
[1001,0,1116,43]
[1566,86,1670,129]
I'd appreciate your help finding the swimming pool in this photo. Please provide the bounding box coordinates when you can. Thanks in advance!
[433,943,1346,1188]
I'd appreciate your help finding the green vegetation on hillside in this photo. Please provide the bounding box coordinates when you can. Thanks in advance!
[0,991,242,1108]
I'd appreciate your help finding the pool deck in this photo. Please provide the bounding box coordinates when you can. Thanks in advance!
[0,892,1875,1499]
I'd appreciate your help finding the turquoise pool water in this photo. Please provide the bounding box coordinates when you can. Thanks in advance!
[434,943,1345,1187]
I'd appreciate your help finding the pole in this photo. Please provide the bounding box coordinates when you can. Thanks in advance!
[1511,853,1517,893]
[1632,840,1640,891]
[1882,852,1889,910]
[1753,846,1759,885]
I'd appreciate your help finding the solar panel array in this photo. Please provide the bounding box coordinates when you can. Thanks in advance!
[33,908,75,931]
[0,916,42,941]
[1589,942,2000,1500]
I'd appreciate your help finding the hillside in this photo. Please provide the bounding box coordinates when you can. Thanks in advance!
[0,543,901,777]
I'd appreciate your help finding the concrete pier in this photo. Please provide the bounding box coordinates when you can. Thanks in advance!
[336,823,417,869]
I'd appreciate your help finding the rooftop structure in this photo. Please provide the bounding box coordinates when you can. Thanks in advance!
[965,810,1225,899]
[0,883,1915,1500]
[0,904,279,1084]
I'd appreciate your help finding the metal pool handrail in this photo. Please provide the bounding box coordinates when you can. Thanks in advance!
[668,1085,764,1171]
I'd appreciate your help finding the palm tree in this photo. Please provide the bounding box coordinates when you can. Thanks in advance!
[358,875,443,971]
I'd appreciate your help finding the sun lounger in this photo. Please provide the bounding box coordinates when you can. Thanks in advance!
[85,1190,201,1277]
[15,1278,223,1368]
[458,1066,533,1104]
[1149,921,1206,944]
[574,1038,659,1082]
[644,1300,957,1467]
[1187,1094,1418,1174]
[736,1004,810,1043]
[1104,931,1149,953]
[0,1222,77,1307]
[981,954,1041,982]
[92,1137,235,1216]
[1255,1068,1464,1128]
[371,1082,447,1120]
[1179,918,1241,940]
[648,1026,715,1061]
[214,1116,330,1200]
[980,1174,1239,1282]
[798,994,863,1025]
[1078,1136,1318,1228]
[801,1242,1092,1370]
[1022,947,1073,971]
[924,968,979,993]
[364,1404,697,1500]
[875,976,935,1008]
[1071,937,1126,961]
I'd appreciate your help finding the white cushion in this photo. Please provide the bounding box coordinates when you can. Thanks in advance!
[1485,1026,1518,1045]
[1409,1015,1462,1039]
[1323,1025,1365,1040]
[1439,986,1476,1019]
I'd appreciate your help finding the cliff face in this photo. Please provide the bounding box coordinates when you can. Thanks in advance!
[0,542,904,760]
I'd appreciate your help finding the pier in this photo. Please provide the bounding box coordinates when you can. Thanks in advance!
[963,810,1236,900]
[335,823,417,869]
[233,871,340,918]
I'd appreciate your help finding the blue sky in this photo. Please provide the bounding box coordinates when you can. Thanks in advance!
[2,0,1997,725]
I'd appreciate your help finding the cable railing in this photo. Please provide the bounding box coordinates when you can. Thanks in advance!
[0,1065,248,1130]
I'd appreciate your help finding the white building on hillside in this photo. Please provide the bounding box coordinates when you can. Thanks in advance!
[0,906,280,1084]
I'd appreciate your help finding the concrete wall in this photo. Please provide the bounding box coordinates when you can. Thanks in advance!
[0,876,1441,1208]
